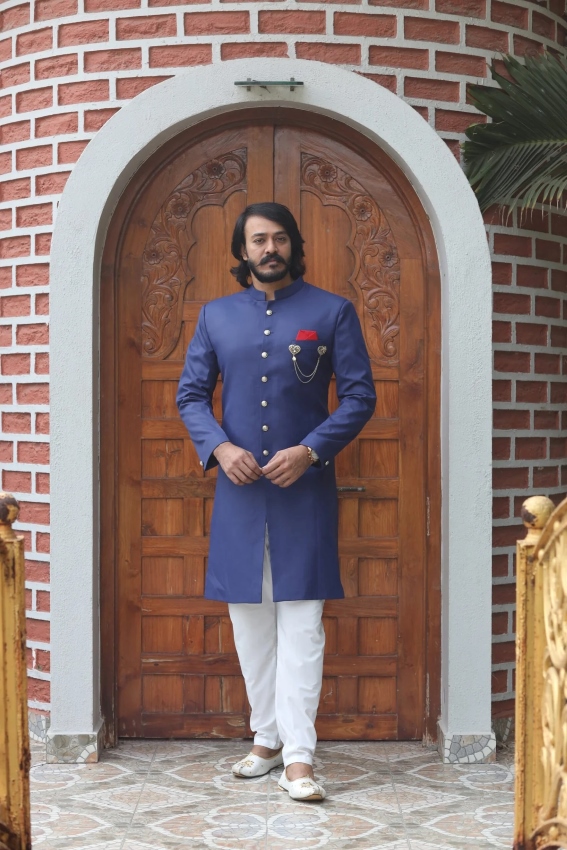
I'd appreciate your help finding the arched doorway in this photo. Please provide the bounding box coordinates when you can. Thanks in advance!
[100,108,441,743]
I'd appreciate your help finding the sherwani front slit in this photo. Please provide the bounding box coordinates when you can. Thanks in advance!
[229,531,325,766]
[176,276,376,764]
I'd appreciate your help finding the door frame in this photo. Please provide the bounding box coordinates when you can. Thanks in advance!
[48,58,494,764]
[100,108,441,746]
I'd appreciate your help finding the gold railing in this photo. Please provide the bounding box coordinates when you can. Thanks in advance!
[0,493,31,850]
[515,494,567,850]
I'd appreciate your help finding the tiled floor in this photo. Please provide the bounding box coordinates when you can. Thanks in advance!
[30,739,514,849]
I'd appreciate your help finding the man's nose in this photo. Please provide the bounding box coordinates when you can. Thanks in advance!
[264,240,277,254]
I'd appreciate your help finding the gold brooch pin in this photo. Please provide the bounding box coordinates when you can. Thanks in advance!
[288,344,327,383]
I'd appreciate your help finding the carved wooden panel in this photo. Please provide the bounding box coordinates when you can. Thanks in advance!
[300,153,400,366]
[141,149,247,360]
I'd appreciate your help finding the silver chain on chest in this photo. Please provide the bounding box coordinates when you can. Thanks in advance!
[288,344,327,384]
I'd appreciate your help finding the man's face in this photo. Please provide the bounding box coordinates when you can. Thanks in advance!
[241,216,293,284]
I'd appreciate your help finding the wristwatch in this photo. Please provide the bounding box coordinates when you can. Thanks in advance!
[305,446,319,464]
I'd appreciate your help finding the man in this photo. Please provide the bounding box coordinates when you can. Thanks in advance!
[177,202,375,802]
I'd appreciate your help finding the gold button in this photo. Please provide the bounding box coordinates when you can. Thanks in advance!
[261,400,268,407]
[266,309,273,315]
[262,352,268,358]
[263,450,269,456]
[261,376,268,382]
[264,329,271,336]
[262,425,269,432]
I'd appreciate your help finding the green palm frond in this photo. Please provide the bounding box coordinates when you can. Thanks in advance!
[462,53,567,213]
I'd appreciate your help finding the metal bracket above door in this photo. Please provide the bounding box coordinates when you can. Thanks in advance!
[234,78,304,92]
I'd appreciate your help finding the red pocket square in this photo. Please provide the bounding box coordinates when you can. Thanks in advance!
[296,330,319,341]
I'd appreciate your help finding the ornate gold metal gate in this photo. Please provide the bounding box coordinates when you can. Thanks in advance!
[515,494,567,850]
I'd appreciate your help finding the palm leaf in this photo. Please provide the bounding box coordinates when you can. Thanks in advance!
[462,53,567,213]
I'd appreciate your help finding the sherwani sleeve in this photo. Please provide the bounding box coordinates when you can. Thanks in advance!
[300,299,376,465]
[176,305,229,471]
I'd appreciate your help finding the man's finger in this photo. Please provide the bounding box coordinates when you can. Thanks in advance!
[262,456,285,475]
[237,458,261,480]
[231,465,256,484]
[264,467,288,481]
[241,454,262,476]
[245,451,262,472]
[270,470,291,485]
[238,470,258,484]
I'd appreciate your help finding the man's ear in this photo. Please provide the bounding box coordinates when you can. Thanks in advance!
[241,247,249,262]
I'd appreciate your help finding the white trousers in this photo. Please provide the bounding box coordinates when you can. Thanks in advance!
[228,532,325,767]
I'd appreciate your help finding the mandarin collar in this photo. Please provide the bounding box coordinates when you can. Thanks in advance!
[246,276,305,301]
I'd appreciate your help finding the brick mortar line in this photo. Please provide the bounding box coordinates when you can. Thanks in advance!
[0,375,50,381]
[492,453,566,460]
[1,406,51,411]
[1,1,565,22]
[491,374,567,380]
[0,492,50,502]
[26,668,50,680]
[492,635,515,644]
[25,608,50,619]
[490,487,566,496]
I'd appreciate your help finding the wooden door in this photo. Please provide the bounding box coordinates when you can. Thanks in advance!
[103,111,440,742]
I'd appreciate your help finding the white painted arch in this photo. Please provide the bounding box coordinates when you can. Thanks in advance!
[49,58,493,755]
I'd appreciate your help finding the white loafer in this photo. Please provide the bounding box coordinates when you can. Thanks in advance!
[232,749,284,778]
[278,769,326,801]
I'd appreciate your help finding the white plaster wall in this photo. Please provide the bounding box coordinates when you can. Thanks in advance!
[49,57,492,739]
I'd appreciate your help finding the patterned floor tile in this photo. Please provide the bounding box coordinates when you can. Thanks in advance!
[72,782,209,813]
[142,797,389,849]
[163,762,276,797]
[32,802,113,846]
[405,800,514,848]
[405,762,513,795]
[29,741,514,848]
[333,783,465,815]
[322,742,435,764]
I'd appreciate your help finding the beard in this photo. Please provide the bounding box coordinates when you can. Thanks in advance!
[247,253,291,284]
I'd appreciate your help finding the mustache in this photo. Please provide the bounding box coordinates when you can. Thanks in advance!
[259,253,287,266]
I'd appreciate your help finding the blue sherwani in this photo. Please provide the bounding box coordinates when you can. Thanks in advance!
[176,277,376,603]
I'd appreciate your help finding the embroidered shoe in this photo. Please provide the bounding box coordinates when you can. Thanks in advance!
[278,769,326,801]
[231,749,284,778]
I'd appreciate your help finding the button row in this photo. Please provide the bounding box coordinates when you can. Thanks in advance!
[263,307,273,460]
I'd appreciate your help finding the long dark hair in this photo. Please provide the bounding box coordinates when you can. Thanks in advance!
[230,202,306,288]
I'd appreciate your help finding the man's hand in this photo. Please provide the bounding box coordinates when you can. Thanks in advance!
[213,442,262,486]
[262,446,312,488]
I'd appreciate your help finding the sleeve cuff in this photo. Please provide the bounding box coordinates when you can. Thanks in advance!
[200,434,229,471]
[300,440,330,469]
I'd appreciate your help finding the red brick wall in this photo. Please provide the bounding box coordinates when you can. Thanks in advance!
[0,0,565,718]
[490,206,567,717]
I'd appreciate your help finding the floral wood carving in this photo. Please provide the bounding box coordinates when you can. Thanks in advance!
[301,153,400,366]
[141,149,247,359]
